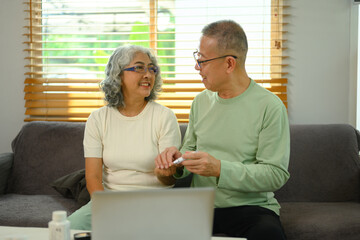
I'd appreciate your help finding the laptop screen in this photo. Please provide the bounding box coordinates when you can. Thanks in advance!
[92,187,215,240]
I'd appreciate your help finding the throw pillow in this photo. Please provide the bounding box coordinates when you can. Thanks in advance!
[0,153,13,194]
[51,169,90,206]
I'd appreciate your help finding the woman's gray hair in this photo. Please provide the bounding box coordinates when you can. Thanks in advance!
[100,45,162,108]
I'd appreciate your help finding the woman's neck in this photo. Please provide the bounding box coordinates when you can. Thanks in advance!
[118,99,147,117]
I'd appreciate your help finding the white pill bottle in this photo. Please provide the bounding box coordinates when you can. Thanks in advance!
[48,211,71,240]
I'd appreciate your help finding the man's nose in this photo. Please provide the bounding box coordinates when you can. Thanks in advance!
[194,63,200,71]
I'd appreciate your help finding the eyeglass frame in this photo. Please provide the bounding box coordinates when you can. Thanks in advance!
[193,50,238,68]
[123,65,159,75]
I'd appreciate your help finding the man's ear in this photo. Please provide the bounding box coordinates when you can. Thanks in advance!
[226,57,237,73]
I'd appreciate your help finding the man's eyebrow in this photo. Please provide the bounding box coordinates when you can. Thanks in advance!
[197,52,206,58]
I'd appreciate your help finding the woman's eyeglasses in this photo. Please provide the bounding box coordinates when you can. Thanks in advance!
[193,50,237,68]
[123,65,158,75]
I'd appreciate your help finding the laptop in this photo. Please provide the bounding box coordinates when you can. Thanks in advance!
[91,187,215,240]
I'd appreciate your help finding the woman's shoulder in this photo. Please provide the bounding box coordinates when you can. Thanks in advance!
[88,105,116,121]
[149,101,174,113]
[147,101,177,121]
[90,105,110,115]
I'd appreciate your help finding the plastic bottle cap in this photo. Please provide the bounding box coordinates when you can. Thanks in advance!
[52,211,67,222]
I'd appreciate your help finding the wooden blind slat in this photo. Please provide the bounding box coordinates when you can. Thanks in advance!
[24,47,289,51]
[24,85,286,93]
[25,78,287,84]
[25,55,289,60]
[25,107,189,118]
[25,71,289,76]
[24,99,193,109]
[24,115,190,123]
[24,92,287,101]
[25,92,104,100]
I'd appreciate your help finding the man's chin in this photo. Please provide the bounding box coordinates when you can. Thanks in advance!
[203,82,213,91]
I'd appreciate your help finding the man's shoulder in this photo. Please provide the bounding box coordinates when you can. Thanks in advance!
[194,89,215,101]
[251,82,284,108]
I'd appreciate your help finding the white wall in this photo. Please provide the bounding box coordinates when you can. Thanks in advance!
[287,0,356,124]
[0,0,357,153]
[0,0,27,153]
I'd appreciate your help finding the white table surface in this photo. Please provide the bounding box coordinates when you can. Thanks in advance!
[0,226,245,240]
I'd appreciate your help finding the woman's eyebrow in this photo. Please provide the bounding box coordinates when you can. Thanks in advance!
[134,61,154,66]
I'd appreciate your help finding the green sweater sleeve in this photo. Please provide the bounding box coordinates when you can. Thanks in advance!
[174,101,197,179]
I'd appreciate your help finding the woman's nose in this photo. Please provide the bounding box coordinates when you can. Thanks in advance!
[144,68,152,77]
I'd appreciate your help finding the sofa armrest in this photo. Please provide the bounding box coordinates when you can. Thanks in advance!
[0,153,14,194]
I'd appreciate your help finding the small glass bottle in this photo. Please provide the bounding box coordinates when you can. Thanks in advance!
[49,211,70,240]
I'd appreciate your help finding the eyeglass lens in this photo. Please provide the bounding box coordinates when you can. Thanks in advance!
[134,65,158,74]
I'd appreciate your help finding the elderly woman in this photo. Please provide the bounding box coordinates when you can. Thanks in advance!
[68,45,181,230]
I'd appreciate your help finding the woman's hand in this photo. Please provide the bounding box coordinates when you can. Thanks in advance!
[154,164,177,177]
[155,146,182,169]
[154,147,183,185]
[154,165,178,185]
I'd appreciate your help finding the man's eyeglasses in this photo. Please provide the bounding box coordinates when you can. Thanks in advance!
[193,50,238,68]
[123,65,158,75]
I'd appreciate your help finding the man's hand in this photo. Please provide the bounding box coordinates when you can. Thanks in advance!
[181,151,221,177]
[155,146,182,169]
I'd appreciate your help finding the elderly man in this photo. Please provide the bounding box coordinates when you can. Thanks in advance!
[155,20,290,240]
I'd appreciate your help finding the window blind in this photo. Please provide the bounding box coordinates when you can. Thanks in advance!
[24,0,288,122]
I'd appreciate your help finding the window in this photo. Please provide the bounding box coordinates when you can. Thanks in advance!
[24,0,288,122]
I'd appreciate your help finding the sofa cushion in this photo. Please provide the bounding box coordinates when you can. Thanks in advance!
[280,202,360,240]
[51,169,90,206]
[275,124,360,202]
[7,121,86,195]
[0,194,81,227]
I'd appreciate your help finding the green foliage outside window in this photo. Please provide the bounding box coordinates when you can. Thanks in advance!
[43,21,175,79]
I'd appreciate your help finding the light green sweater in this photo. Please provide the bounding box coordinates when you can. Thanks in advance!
[176,79,290,215]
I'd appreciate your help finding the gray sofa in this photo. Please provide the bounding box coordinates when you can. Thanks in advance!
[1,121,360,240]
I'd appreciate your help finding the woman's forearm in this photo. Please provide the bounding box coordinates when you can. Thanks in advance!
[85,157,104,197]
[86,177,104,196]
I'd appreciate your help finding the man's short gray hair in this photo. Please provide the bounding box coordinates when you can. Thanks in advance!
[202,20,248,65]
[100,45,162,108]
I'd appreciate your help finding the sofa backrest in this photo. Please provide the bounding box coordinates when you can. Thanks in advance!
[7,121,86,195]
[178,123,360,202]
[275,124,360,202]
[7,121,360,202]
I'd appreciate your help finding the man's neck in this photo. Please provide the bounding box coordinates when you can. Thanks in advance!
[218,73,251,99]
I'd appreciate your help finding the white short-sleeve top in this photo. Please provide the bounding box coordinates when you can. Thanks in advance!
[83,102,181,191]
